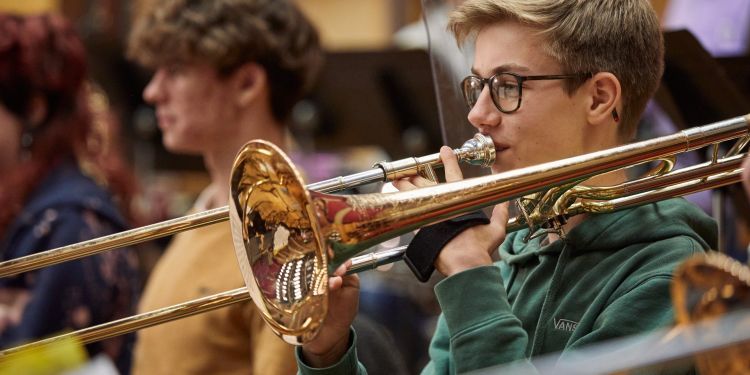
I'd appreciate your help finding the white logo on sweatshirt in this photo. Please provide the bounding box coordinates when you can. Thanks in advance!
[553,318,578,332]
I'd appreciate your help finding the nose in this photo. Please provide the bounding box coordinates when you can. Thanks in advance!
[467,86,502,132]
[143,69,166,104]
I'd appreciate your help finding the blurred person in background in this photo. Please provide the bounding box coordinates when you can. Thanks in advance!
[126,0,323,373]
[0,12,140,374]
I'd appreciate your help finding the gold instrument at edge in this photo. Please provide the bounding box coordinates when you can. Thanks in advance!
[672,252,750,375]
[1,114,748,356]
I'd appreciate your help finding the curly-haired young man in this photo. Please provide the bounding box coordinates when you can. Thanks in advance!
[127,1,322,373]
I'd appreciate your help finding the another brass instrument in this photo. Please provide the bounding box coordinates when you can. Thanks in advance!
[1,115,748,356]
[672,253,750,375]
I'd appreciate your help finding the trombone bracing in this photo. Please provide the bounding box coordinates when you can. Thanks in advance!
[0,115,748,355]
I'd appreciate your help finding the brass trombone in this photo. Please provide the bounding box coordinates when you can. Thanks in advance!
[1,115,749,355]
[0,133,494,356]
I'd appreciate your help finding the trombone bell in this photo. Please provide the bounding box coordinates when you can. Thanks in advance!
[230,141,329,345]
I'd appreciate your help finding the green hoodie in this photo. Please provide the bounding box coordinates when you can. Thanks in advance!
[297,198,717,374]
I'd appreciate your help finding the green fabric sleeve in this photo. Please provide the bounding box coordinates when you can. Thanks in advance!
[296,328,367,375]
[426,265,530,374]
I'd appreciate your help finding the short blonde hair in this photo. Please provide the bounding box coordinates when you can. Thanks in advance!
[127,0,323,122]
[450,0,664,140]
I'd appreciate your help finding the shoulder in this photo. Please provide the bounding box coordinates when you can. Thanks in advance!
[3,165,127,259]
[26,163,125,223]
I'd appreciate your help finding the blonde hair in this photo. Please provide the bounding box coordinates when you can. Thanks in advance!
[450,0,664,140]
[127,0,323,122]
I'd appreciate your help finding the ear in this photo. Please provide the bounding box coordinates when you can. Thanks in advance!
[230,62,267,107]
[586,72,621,126]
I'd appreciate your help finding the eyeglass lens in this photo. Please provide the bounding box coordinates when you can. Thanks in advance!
[462,73,520,112]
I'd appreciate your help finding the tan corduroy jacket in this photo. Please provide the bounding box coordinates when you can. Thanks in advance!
[133,218,296,375]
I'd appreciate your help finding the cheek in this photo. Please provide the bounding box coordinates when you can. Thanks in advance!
[0,141,20,173]
[173,92,222,127]
[191,88,233,122]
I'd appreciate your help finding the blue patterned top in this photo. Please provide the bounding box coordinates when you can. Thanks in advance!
[0,161,140,373]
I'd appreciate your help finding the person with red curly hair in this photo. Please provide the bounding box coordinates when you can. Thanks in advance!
[0,13,139,373]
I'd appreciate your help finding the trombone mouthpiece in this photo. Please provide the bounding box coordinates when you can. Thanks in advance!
[456,133,495,168]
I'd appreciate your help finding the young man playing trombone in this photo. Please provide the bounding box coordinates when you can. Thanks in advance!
[298,0,717,373]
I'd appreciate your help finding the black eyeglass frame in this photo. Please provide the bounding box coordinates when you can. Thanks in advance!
[461,72,593,114]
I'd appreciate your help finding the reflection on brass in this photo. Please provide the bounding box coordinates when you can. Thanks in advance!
[230,141,328,345]
[672,253,750,375]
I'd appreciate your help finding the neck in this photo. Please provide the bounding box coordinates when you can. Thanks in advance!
[202,112,287,209]
[545,167,629,243]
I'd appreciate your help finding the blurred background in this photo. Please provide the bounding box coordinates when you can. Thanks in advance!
[1,0,750,372]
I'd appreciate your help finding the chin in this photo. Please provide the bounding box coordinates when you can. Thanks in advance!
[491,161,517,174]
[163,140,202,155]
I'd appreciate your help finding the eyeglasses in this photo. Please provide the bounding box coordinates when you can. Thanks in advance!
[460,72,592,113]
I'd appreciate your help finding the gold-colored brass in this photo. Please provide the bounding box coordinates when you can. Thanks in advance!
[231,115,750,344]
[0,134,495,278]
[1,288,249,357]
[1,114,748,353]
[672,253,750,375]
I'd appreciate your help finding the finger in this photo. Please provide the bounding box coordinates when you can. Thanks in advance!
[392,179,418,191]
[440,146,463,182]
[743,154,750,189]
[340,273,360,289]
[329,275,343,291]
[490,202,510,226]
[331,260,352,277]
[409,175,437,188]
[487,202,510,248]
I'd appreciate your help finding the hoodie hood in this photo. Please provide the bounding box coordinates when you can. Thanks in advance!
[500,198,717,266]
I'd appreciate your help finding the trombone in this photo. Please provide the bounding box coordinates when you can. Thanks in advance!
[1,115,748,355]
[0,133,494,356]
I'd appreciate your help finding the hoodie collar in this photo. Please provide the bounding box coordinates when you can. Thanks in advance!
[500,198,717,266]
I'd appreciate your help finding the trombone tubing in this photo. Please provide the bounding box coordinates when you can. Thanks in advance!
[1,115,747,356]
[360,163,745,271]
[0,251,401,357]
[317,146,747,273]
[2,162,743,357]
[0,288,249,358]
[319,115,750,266]
[0,137,492,278]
